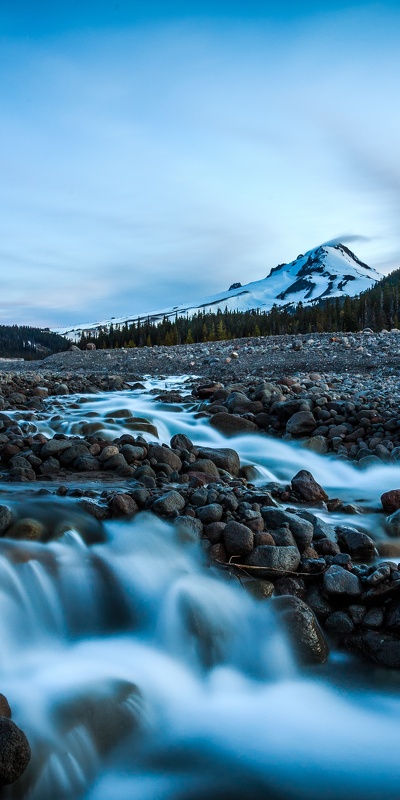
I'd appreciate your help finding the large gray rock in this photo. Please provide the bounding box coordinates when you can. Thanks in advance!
[261,508,313,550]
[291,470,328,503]
[196,504,223,524]
[336,526,376,561]
[152,491,185,516]
[273,595,329,665]
[148,445,182,472]
[286,410,316,437]
[196,446,240,476]
[245,545,300,578]
[40,439,72,459]
[323,565,362,598]
[210,413,258,437]
[223,520,254,556]
[0,718,31,785]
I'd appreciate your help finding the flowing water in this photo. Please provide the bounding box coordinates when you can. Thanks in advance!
[3,379,400,799]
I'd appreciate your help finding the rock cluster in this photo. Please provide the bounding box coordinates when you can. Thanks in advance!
[1,417,400,667]
[194,374,400,465]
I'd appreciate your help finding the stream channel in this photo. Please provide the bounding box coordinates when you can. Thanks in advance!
[2,377,400,800]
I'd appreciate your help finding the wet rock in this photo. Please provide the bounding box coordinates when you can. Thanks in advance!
[245,545,300,578]
[110,494,138,516]
[336,527,376,561]
[170,433,194,452]
[273,595,329,665]
[362,607,384,629]
[348,630,400,668]
[381,489,400,514]
[152,490,185,516]
[261,508,313,550]
[291,470,328,503]
[196,504,223,524]
[39,457,60,476]
[303,436,329,455]
[210,413,258,436]
[189,459,220,480]
[0,718,31,785]
[325,611,355,634]
[274,576,306,599]
[78,499,109,521]
[0,695,11,719]
[148,445,182,472]
[196,446,240,476]
[0,506,15,536]
[222,520,254,556]
[174,516,203,544]
[7,518,45,541]
[386,509,400,537]
[59,443,90,466]
[286,410,316,437]
[40,439,73,459]
[119,444,145,463]
[271,525,297,548]
[98,445,120,463]
[74,454,101,472]
[243,578,274,600]
[323,565,362,598]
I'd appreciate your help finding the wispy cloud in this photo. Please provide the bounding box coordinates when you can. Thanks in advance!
[0,7,399,325]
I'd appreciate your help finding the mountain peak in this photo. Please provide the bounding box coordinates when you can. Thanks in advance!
[54,242,382,339]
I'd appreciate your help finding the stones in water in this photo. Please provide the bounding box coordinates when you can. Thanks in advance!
[273,595,329,665]
[222,520,254,557]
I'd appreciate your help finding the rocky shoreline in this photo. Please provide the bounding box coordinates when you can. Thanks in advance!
[2,329,400,466]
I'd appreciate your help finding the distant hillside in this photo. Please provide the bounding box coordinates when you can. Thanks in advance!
[0,326,69,360]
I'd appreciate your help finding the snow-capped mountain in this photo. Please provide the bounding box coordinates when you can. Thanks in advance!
[55,243,382,340]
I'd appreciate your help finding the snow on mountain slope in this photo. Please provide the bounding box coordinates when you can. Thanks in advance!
[55,243,382,339]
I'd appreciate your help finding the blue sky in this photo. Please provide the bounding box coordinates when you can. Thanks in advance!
[1,1,399,327]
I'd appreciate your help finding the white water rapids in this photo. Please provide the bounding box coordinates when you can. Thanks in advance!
[3,379,400,799]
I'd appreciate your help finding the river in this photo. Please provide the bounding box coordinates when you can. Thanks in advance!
[2,379,400,799]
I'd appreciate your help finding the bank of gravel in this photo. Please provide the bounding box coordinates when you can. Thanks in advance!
[2,330,400,465]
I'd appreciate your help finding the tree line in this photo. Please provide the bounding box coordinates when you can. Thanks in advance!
[0,326,69,359]
[77,266,400,349]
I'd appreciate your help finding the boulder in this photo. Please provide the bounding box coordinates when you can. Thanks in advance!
[210,413,258,437]
[286,410,316,437]
[381,489,400,514]
[0,718,31,785]
[152,491,185,516]
[223,520,254,556]
[196,446,240,476]
[291,470,328,503]
[323,565,362,598]
[273,595,329,665]
[336,526,376,561]
[245,545,300,579]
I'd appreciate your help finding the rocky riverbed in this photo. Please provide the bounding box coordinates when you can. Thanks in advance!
[1,333,400,797]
